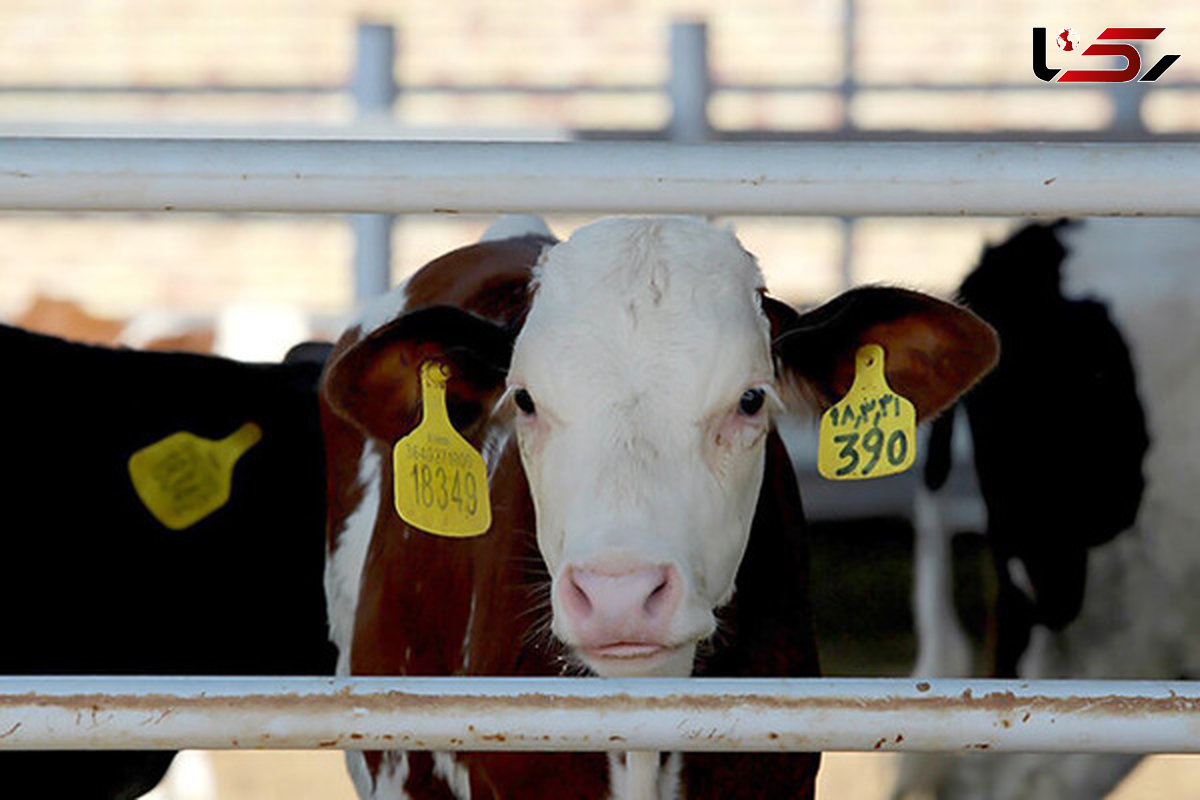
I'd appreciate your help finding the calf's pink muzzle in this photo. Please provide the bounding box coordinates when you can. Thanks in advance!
[557,561,684,659]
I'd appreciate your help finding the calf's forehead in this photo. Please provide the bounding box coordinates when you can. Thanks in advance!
[510,218,774,408]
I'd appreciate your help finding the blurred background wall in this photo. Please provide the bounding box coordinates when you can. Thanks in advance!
[3,0,1197,358]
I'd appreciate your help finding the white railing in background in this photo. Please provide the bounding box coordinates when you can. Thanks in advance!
[2,139,1198,217]
[4,19,1196,141]
[7,14,1200,303]
[4,17,1198,298]
[1,677,1196,753]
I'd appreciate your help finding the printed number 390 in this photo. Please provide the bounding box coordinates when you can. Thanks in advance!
[831,427,909,477]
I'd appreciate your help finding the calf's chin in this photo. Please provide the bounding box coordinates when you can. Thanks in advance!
[578,641,699,678]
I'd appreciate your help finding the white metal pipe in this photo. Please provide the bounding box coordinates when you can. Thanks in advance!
[668,21,712,143]
[0,677,1195,753]
[351,211,393,299]
[2,138,1199,217]
[352,23,397,114]
[350,22,398,301]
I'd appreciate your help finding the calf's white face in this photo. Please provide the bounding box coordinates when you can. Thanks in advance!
[507,218,776,677]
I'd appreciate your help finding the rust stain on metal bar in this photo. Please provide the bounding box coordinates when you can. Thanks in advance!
[1,687,1195,721]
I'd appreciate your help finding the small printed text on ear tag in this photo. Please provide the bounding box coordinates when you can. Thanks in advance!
[392,361,492,537]
[128,422,262,530]
[818,344,916,480]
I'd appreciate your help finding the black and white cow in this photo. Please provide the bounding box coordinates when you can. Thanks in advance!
[897,218,1200,799]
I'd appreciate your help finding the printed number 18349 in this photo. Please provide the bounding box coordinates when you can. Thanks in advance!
[409,463,479,516]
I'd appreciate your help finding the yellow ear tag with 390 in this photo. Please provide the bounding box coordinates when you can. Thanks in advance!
[392,361,492,537]
[818,344,916,480]
[128,422,262,530]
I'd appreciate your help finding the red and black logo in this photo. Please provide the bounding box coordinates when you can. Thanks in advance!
[1034,27,1180,83]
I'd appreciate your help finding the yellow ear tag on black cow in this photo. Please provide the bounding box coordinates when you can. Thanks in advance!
[128,422,262,530]
[392,361,492,537]
[818,344,916,480]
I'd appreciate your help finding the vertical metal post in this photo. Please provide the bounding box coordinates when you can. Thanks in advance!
[1107,55,1146,138]
[840,0,857,134]
[351,23,397,301]
[668,21,711,143]
[839,218,854,290]
[839,0,858,289]
[1108,84,1145,137]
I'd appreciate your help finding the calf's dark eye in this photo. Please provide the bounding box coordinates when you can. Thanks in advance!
[514,388,537,415]
[738,387,766,416]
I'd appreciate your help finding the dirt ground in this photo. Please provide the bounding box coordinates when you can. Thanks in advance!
[142,749,1200,799]
[816,752,1200,799]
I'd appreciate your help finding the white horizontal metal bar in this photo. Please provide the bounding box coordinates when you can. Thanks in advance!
[3,81,1198,96]
[0,83,339,95]
[0,677,1196,753]
[1,138,1198,216]
[720,81,1200,93]
[0,124,571,142]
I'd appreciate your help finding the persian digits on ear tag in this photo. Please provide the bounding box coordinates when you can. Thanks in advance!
[818,344,917,480]
[392,361,493,537]
[128,422,262,530]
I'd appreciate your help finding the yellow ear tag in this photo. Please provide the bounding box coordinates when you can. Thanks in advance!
[818,344,917,480]
[128,422,262,530]
[392,361,492,537]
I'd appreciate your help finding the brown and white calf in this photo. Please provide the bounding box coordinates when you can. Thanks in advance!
[319,216,998,799]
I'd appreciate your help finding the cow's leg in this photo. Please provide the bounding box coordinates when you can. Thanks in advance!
[890,485,975,800]
[941,532,1176,799]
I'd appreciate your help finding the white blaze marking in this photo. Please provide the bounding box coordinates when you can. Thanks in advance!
[608,751,683,800]
[325,443,382,676]
[433,752,473,800]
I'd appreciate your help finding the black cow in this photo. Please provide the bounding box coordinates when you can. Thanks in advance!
[924,219,1150,676]
[0,324,334,798]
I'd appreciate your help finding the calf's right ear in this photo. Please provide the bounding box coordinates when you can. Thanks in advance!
[321,306,514,444]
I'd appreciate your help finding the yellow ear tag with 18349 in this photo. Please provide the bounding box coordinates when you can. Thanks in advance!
[818,344,917,480]
[393,361,492,537]
[128,422,262,530]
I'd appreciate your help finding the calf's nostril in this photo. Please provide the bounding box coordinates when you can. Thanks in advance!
[565,569,594,616]
[644,574,669,614]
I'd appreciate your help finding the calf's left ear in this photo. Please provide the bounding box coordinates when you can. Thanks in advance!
[321,306,513,443]
[763,286,999,421]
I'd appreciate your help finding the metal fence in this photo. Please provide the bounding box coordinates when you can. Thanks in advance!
[0,134,1198,755]
[3,139,1198,217]
[1,676,1197,753]
[6,17,1197,302]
